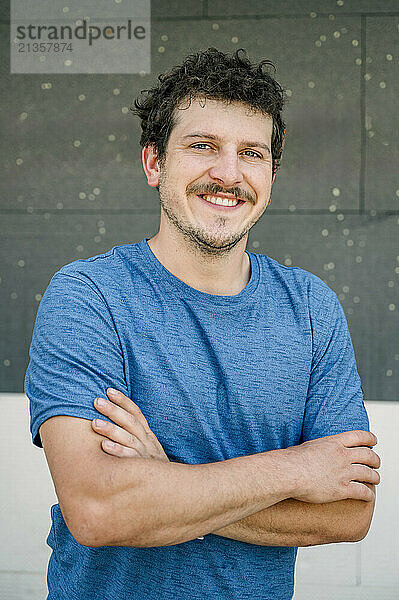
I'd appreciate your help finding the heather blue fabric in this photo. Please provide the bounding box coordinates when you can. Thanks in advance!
[25,237,369,600]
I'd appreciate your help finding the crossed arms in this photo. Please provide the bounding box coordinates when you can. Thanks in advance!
[40,388,379,549]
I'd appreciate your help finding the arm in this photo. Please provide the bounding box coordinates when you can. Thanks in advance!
[26,273,295,549]
[39,414,294,548]
[225,284,378,547]
[210,484,376,546]
[89,391,380,548]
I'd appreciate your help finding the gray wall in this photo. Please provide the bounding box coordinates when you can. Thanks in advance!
[1,0,398,398]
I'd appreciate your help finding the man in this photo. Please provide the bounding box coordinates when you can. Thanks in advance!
[25,48,380,600]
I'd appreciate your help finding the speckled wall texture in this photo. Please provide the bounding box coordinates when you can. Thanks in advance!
[1,1,398,397]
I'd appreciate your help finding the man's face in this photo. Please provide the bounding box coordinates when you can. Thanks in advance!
[155,97,274,253]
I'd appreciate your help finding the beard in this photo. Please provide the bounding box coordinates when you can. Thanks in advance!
[157,170,269,257]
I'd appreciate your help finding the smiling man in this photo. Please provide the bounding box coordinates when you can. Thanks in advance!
[25,48,380,600]
[143,97,274,295]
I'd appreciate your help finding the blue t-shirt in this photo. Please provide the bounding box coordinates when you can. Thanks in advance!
[25,237,369,600]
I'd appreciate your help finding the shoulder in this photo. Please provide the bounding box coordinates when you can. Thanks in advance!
[35,243,143,320]
[254,251,338,311]
[48,243,142,295]
[56,243,132,280]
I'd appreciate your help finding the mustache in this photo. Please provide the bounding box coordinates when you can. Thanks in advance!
[188,184,253,203]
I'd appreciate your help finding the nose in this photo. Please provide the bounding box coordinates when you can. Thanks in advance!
[207,149,244,188]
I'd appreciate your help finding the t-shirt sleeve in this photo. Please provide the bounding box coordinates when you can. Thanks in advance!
[25,271,129,448]
[300,286,369,442]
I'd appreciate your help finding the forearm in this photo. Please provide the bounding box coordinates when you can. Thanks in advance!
[210,484,376,546]
[210,499,348,546]
[88,450,293,548]
[211,499,323,546]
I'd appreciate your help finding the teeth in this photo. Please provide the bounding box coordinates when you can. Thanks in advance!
[202,195,239,207]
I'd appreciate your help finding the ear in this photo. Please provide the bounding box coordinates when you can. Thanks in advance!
[142,145,161,188]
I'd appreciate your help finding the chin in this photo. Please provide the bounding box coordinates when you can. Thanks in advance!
[194,232,244,251]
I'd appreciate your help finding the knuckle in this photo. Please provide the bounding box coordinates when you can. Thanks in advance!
[127,414,137,428]
[365,465,374,478]
[341,479,351,495]
[356,430,368,444]
[355,429,374,445]
[355,464,365,479]
[367,431,377,445]
[359,484,370,501]
[355,464,368,481]
[369,449,379,467]
[130,404,142,416]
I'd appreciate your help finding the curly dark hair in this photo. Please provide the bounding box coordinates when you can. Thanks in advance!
[130,47,287,179]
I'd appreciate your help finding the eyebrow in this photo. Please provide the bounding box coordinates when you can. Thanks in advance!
[182,132,271,155]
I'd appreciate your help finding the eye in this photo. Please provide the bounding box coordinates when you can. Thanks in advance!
[242,150,262,158]
[190,144,262,159]
[191,143,212,150]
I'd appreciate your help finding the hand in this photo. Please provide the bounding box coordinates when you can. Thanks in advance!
[92,389,205,540]
[91,388,170,463]
[285,430,381,504]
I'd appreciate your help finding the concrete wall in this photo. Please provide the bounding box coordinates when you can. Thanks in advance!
[1,1,399,401]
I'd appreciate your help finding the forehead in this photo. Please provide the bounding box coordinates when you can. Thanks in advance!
[171,97,273,142]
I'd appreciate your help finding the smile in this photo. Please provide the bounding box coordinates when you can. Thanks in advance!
[197,194,245,211]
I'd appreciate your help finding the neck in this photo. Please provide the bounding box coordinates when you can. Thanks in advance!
[147,228,251,296]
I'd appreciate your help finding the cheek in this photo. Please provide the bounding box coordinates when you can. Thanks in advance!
[179,154,213,173]
[247,171,272,197]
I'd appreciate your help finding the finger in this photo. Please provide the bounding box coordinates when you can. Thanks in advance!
[101,439,140,458]
[94,396,149,439]
[333,430,378,448]
[351,464,381,485]
[91,418,147,454]
[346,481,376,502]
[349,447,381,469]
[92,417,169,462]
[95,391,170,462]
[106,389,153,434]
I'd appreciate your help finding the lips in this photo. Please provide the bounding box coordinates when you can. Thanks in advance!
[196,194,245,211]
[198,193,244,203]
